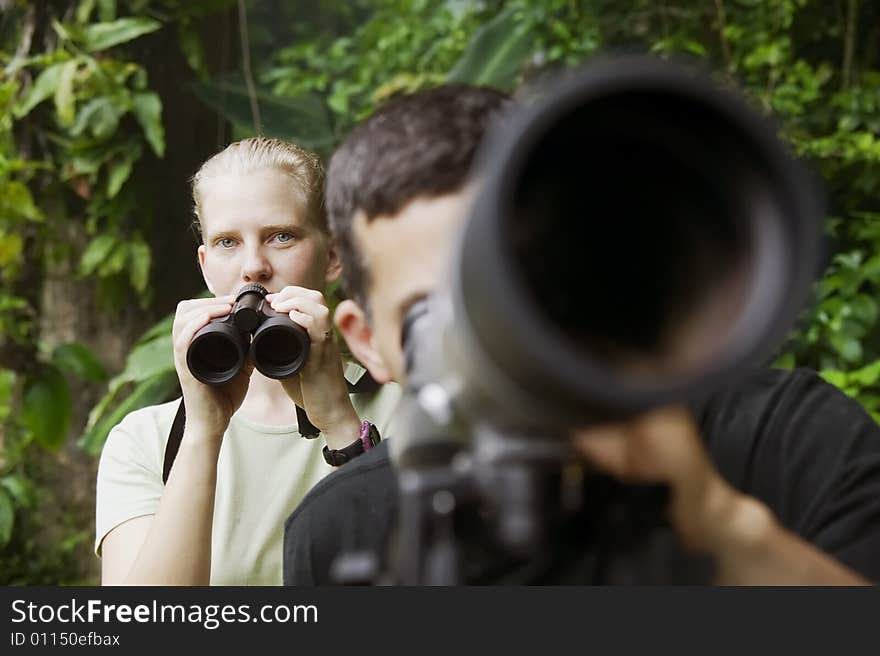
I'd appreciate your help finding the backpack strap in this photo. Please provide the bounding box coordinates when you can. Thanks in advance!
[162,370,379,484]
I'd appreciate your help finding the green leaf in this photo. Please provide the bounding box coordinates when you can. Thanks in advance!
[80,18,162,52]
[819,369,848,389]
[120,331,174,382]
[0,368,15,421]
[52,342,107,383]
[851,360,880,387]
[106,143,141,198]
[0,232,23,271]
[178,21,208,80]
[0,181,43,222]
[191,76,335,149]
[128,238,151,292]
[830,334,863,363]
[76,0,97,25]
[131,92,164,157]
[79,233,117,276]
[0,490,13,547]
[97,241,128,276]
[22,366,72,450]
[850,294,878,327]
[447,8,534,89]
[54,60,78,125]
[15,62,65,118]
[70,97,123,140]
[0,475,35,508]
[79,371,177,455]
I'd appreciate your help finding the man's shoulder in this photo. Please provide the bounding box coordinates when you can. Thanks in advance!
[285,439,396,526]
[698,366,868,438]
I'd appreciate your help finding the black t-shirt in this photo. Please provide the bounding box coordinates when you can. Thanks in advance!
[283,368,880,584]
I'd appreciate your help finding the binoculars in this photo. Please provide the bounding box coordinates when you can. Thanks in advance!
[186,283,310,385]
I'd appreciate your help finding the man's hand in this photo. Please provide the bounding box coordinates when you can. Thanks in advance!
[572,406,744,552]
[267,287,360,449]
[172,295,254,442]
[572,407,867,584]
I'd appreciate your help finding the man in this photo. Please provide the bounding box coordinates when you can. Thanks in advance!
[282,85,880,585]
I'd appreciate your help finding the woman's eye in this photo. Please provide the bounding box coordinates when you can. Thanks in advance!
[217,238,236,248]
[274,232,294,244]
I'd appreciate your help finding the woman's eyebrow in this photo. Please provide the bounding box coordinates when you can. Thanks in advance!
[261,223,303,233]
[206,228,241,241]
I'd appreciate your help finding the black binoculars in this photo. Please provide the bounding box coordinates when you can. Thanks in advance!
[186,283,310,385]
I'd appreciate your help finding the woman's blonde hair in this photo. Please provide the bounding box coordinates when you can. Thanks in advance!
[191,137,326,239]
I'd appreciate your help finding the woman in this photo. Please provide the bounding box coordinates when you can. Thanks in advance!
[95,137,401,585]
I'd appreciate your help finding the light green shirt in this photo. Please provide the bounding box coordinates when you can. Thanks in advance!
[94,364,402,585]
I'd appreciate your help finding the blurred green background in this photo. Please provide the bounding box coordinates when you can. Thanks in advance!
[0,0,877,584]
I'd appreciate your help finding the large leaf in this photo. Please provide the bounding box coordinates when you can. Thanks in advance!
[52,342,107,383]
[192,76,335,149]
[15,62,65,118]
[119,330,174,382]
[22,366,72,450]
[80,370,177,455]
[80,18,162,52]
[447,8,535,89]
[131,92,165,157]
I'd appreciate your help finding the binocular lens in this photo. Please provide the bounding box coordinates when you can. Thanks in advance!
[187,328,246,386]
[251,318,309,379]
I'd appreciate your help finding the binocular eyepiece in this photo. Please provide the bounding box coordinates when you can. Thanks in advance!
[186,283,310,385]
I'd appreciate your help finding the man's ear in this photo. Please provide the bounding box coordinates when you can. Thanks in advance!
[324,239,343,284]
[197,245,216,295]
[334,299,392,384]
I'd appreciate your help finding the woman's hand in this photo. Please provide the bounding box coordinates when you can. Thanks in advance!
[267,287,360,449]
[172,295,254,443]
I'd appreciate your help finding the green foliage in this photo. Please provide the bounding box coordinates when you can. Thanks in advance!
[80,312,177,454]
[192,75,335,149]
[0,0,196,584]
[447,8,535,88]
[52,342,108,384]
[22,366,73,450]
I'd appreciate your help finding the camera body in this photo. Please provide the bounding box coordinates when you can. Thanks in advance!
[186,283,310,385]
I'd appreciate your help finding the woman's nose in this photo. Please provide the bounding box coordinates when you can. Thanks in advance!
[241,246,272,283]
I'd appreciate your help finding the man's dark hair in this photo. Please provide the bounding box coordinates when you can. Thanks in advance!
[326,84,512,308]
